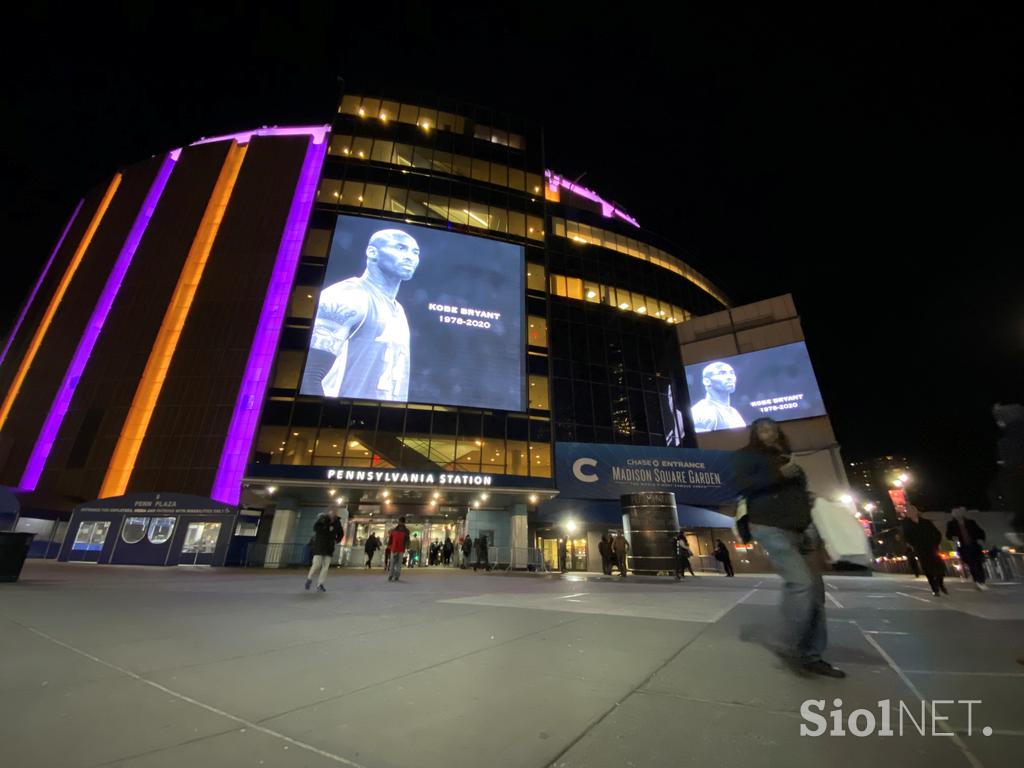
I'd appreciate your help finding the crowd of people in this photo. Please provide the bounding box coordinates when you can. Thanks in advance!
[360,526,492,578]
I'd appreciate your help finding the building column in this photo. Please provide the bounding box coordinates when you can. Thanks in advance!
[510,503,528,568]
[265,500,297,569]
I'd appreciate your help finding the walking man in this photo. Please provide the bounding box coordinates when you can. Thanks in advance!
[305,509,344,592]
[387,517,411,582]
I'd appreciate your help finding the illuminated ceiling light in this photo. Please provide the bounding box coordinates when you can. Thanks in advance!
[533,186,540,193]
[382,490,390,498]
[475,440,482,446]
[358,107,366,116]
[328,489,336,496]
[586,291,596,299]
[337,497,345,505]
[839,494,853,505]
[420,121,431,131]
[350,441,359,448]
[343,148,350,154]
[293,432,299,436]
[528,227,534,233]
[379,112,388,122]
[481,493,489,501]
[565,520,578,533]
[636,306,647,314]
[357,196,363,202]
[529,494,538,503]
[656,310,665,316]
[473,501,480,508]
[429,500,436,506]
[618,303,630,310]
[306,294,313,298]
[266,486,277,494]
[332,191,339,197]
[433,492,440,499]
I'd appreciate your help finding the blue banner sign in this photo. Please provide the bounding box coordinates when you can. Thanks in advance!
[555,443,736,504]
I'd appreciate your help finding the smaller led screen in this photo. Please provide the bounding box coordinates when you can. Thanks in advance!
[684,342,826,433]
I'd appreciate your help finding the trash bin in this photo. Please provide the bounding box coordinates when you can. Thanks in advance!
[0,532,35,582]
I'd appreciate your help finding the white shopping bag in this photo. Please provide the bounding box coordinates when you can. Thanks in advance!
[811,498,872,565]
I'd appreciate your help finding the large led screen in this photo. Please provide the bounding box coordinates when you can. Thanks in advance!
[299,216,525,411]
[684,342,826,433]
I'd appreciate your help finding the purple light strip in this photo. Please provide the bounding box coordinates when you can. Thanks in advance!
[192,125,329,148]
[20,154,177,490]
[0,200,85,370]
[544,170,640,228]
[211,137,327,504]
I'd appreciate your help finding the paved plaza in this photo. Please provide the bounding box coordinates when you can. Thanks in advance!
[1,562,1022,767]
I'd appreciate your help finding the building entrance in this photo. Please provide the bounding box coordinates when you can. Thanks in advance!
[352,517,465,568]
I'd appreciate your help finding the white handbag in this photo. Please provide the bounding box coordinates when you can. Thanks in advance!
[811,498,872,565]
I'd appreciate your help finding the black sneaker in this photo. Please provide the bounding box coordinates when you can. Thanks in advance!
[940,584,949,594]
[802,659,846,678]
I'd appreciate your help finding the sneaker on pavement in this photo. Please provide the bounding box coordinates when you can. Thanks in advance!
[317,584,326,592]
[304,579,311,591]
[976,583,989,591]
[802,659,846,679]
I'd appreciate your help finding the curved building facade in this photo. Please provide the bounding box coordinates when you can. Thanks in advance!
[0,90,730,568]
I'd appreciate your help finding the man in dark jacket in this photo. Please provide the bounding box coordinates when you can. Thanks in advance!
[734,417,844,678]
[598,534,612,575]
[364,532,381,569]
[612,533,629,577]
[305,509,344,592]
[946,508,988,590]
[461,534,473,568]
[901,505,946,596]
[442,536,454,566]
[474,534,488,571]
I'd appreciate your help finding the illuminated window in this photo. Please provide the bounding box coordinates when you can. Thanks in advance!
[287,285,317,319]
[506,441,530,476]
[529,375,549,410]
[508,211,526,238]
[530,443,552,477]
[329,135,352,155]
[351,136,372,159]
[302,229,331,258]
[318,179,341,202]
[527,216,544,241]
[528,316,548,347]
[370,139,394,163]
[565,276,584,300]
[584,282,600,303]
[526,263,546,292]
[471,158,490,183]
[341,180,364,205]
[339,95,361,115]
[454,438,482,471]
[284,428,317,466]
[362,184,386,210]
[254,425,287,464]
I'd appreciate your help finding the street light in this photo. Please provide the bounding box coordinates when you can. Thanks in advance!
[565,520,578,534]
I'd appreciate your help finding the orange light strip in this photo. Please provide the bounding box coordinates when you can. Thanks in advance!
[0,175,122,431]
[100,143,247,497]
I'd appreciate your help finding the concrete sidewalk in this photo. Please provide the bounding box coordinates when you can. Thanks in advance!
[1,562,1020,767]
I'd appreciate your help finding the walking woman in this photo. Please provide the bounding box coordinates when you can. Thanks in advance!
[734,417,844,678]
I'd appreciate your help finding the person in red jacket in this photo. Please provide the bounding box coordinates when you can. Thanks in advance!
[387,517,411,582]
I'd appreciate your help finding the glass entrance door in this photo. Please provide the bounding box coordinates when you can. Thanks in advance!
[69,520,110,562]
[181,522,222,565]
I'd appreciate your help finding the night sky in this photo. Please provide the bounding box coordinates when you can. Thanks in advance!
[4,4,1021,509]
